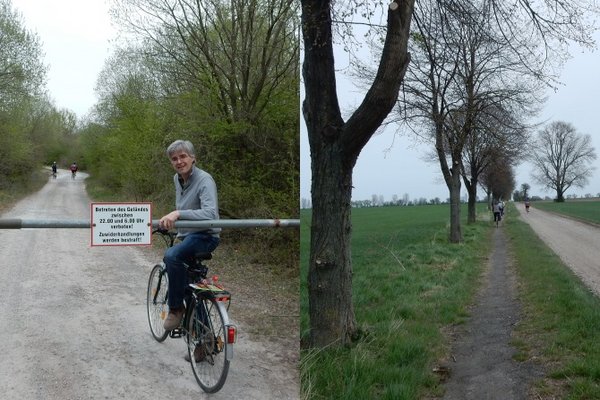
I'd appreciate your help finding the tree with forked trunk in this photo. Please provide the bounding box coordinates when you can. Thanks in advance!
[302,0,414,347]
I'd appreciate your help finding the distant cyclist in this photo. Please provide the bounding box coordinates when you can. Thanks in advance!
[51,161,57,178]
[493,200,502,227]
[70,162,78,179]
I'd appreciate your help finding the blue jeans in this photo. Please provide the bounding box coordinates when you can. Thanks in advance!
[164,232,219,309]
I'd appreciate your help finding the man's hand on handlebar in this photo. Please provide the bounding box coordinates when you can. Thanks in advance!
[158,210,180,230]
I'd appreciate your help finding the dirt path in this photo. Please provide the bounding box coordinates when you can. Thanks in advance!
[515,203,600,296]
[441,227,543,399]
[0,170,299,399]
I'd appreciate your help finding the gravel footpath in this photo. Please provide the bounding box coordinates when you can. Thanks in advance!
[515,203,600,296]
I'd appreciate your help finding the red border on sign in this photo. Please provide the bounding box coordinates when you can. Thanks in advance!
[90,202,153,247]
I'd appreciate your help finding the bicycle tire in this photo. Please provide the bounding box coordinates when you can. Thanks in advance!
[147,264,170,342]
[187,296,230,393]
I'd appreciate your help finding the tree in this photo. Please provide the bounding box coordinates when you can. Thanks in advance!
[401,0,542,235]
[461,102,532,222]
[481,151,515,202]
[0,0,46,109]
[0,0,63,187]
[401,0,468,242]
[531,121,597,202]
[512,183,530,201]
[108,0,300,219]
[111,0,298,125]
[302,0,413,347]
[520,183,530,199]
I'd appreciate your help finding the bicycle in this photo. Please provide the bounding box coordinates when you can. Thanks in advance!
[146,229,236,393]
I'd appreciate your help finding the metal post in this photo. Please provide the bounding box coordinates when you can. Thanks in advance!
[0,218,300,229]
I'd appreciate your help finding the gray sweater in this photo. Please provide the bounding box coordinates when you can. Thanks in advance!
[174,166,220,237]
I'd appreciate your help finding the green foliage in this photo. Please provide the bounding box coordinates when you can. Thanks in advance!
[0,168,47,214]
[78,0,299,268]
[0,1,77,188]
[0,118,32,188]
[301,204,492,399]
[0,0,46,108]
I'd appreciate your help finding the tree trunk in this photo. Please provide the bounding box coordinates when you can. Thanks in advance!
[462,173,478,224]
[308,146,356,347]
[301,0,413,347]
[435,131,463,243]
[466,179,477,224]
[449,163,463,242]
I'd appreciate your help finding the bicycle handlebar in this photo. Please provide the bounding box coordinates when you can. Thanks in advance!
[152,228,177,247]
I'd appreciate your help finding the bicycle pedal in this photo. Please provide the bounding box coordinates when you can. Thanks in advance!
[169,328,184,338]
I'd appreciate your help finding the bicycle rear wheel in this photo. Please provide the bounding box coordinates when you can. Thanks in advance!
[187,297,230,393]
[147,264,170,342]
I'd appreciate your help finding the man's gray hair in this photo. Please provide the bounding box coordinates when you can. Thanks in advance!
[166,140,196,158]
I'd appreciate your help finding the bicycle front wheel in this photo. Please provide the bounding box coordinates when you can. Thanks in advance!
[187,297,230,393]
[147,264,169,342]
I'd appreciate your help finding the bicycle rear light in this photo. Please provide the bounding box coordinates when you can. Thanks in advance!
[227,325,236,344]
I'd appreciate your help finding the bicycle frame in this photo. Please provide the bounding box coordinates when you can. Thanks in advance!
[191,290,235,361]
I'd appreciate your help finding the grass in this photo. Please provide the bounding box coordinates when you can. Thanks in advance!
[302,200,600,399]
[531,199,600,224]
[0,169,49,214]
[301,204,492,399]
[506,202,600,398]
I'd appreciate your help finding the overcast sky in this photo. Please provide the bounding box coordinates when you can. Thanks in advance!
[11,0,116,118]
[300,30,600,203]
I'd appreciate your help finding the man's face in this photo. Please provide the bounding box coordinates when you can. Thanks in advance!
[170,150,195,178]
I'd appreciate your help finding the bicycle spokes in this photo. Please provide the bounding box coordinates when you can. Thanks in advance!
[187,298,230,392]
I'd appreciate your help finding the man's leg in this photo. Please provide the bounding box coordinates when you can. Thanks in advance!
[163,233,219,330]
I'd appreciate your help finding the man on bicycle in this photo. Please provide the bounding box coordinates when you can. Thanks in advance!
[158,140,220,338]
[493,200,502,226]
[70,162,78,178]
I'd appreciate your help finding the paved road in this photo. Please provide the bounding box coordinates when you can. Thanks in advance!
[515,203,600,296]
[0,170,298,399]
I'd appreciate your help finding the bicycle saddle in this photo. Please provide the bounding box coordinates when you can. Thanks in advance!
[194,252,212,261]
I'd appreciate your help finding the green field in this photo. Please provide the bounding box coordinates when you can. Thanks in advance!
[532,200,600,224]
[301,201,600,399]
[301,204,492,399]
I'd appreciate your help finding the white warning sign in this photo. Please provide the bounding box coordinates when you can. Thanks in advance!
[91,202,152,246]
